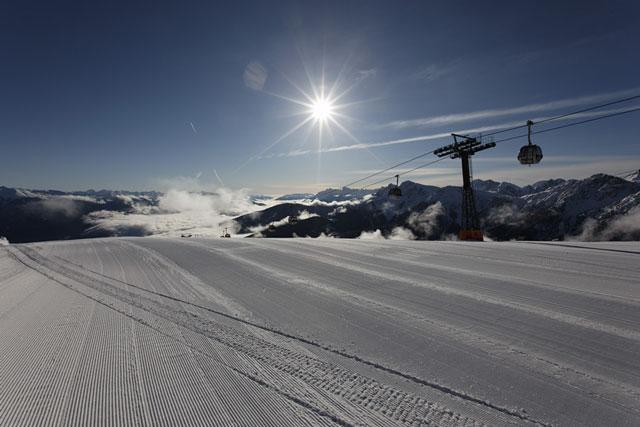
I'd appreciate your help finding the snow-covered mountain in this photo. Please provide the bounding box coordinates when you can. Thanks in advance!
[0,186,160,243]
[2,173,639,243]
[234,174,640,241]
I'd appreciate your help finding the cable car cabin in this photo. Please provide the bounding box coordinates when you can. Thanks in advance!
[388,186,402,198]
[517,144,543,165]
[388,174,402,198]
[518,119,543,165]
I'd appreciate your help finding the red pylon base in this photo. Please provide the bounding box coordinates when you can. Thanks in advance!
[458,229,484,241]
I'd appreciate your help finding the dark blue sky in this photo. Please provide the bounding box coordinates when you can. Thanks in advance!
[1,0,639,192]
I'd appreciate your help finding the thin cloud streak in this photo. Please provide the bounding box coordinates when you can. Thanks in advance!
[213,169,224,186]
[265,105,640,159]
[380,87,640,129]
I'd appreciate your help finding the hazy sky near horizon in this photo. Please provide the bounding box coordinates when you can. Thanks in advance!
[1,0,639,194]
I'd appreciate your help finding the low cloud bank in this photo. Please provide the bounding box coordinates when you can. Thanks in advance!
[24,197,88,218]
[484,204,527,227]
[86,188,262,238]
[573,206,640,241]
[406,202,444,237]
[248,210,320,236]
[357,227,418,240]
[357,202,446,240]
[357,229,385,240]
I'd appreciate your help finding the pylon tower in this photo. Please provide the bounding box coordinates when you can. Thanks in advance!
[434,134,495,241]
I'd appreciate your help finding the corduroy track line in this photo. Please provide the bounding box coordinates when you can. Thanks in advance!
[12,244,551,426]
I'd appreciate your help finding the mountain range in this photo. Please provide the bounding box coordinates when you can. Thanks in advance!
[1,172,639,243]
[234,173,640,241]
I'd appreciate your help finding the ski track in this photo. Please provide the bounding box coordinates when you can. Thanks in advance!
[0,237,639,426]
[1,242,501,427]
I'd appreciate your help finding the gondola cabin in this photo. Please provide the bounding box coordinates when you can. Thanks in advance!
[518,120,543,165]
[517,144,543,165]
[388,174,402,198]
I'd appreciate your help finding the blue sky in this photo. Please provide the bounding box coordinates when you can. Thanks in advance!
[1,0,639,193]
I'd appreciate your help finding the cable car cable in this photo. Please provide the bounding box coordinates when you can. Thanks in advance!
[362,157,447,189]
[345,104,640,189]
[479,93,640,138]
[491,106,640,145]
[344,149,437,188]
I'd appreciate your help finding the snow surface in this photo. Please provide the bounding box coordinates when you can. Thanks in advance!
[1,238,639,426]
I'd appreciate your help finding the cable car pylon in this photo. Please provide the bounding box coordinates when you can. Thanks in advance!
[434,134,495,241]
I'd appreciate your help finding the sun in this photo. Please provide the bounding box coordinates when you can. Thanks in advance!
[310,97,334,121]
[235,63,370,174]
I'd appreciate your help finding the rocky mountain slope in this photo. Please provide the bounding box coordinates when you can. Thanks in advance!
[234,174,640,241]
[2,173,638,243]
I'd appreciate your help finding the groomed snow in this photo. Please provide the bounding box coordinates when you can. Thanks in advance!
[1,238,639,426]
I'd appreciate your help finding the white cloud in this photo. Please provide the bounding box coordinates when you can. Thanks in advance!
[357,229,386,240]
[406,202,444,237]
[357,227,417,240]
[601,207,640,240]
[297,210,319,220]
[243,61,268,91]
[270,104,639,160]
[381,87,640,129]
[85,187,262,238]
[33,198,82,217]
[247,209,320,236]
[573,206,640,241]
[485,204,526,227]
[389,227,416,240]
[248,216,289,236]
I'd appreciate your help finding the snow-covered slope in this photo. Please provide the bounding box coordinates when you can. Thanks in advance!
[1,238,639,426]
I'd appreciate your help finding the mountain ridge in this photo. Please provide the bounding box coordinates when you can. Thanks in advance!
[1,173,639,242]
[235,174,640,241]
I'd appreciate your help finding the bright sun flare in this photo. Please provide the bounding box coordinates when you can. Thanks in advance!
[236,68,366,173]
[311,98,333,121]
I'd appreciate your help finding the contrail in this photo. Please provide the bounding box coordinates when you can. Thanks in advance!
[213,169,224,186]
[380,87,640,130]
[267,105,639,159]
[189,122,198,134]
